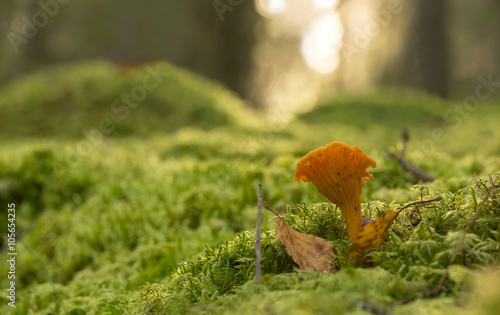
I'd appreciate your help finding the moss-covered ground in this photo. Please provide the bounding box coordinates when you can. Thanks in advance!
[0,61,499,314]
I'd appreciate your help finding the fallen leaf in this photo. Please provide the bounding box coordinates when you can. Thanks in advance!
[351,209,401,254]
[276,218,334,272]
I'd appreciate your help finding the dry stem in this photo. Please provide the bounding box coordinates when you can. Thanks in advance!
[255,184,263,284]
[435,175,499,295]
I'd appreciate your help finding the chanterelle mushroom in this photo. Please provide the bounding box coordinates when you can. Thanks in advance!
[294,142,376,239]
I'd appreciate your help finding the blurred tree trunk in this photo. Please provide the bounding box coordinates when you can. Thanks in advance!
[414,0,448,98]
[10,1,52,73]
[0,1,261,105]
[192,1,260,107]
[0,1,16,83]
[23,25,52,71]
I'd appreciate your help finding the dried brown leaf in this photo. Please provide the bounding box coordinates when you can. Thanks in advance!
[276,218,334,272]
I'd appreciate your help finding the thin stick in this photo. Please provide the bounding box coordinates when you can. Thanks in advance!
[255,184,263,284]
[358,300,395,315]
[23,242,69,314]
[400,127,409,159]
[387,151,435,182]
[399,196,442,212]
[392,286,446,306]
[264,202,282,219]
[435,175,499,295]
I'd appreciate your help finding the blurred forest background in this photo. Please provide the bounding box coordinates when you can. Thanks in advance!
[2,0,500,115]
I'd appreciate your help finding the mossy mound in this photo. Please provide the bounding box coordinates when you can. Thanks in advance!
[135,176,500,314]
[0,60,259,138]
[0,136,499,314]
[291,89,500,157]
[1,85,499,314]
[297,89,447,129]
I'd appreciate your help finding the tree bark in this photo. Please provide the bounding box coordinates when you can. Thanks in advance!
[414,0,449,98]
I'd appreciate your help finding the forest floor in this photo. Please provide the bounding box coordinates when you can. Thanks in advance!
[1,61,499,314]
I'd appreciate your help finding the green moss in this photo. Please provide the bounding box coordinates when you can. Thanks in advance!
[134,173,499,314]
[298,88,447,129]
[0,60,259,138]
[291,89,500,157]
[1,85,500,314]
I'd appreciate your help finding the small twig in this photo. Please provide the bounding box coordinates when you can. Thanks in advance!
[392,286,447,306]
[23,242,69,314]
[255,184,263,284]
[387,151,435,182]
[400,127,409,159]
[399,196,442,212]
[264,202,282,219]
[435,175,499,295]
[390,127,433,182]
[358,300,396,315]
[479,175,496,200]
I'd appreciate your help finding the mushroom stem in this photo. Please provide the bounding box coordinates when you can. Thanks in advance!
[343,206,361,239]
[337,187,362,239]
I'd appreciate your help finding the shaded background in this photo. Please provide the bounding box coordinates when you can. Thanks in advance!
[2,0,500,115]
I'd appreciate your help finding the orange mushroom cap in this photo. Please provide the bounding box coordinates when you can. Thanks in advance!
[294,142,376,239]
